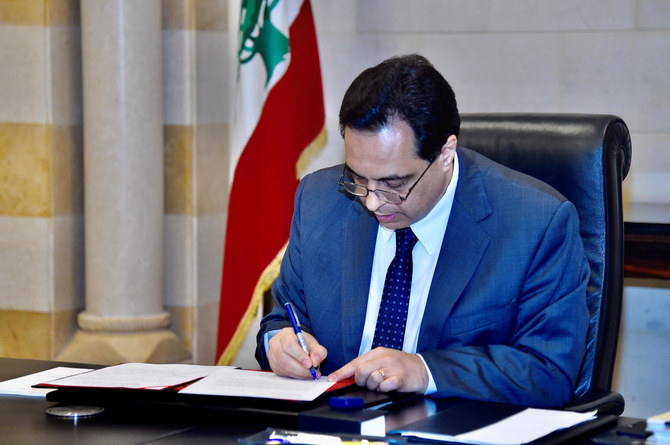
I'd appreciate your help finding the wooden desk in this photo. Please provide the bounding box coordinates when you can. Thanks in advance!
[0,357,640,445]
[624,203,670,280]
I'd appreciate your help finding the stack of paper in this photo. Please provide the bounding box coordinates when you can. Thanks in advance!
[648,411,670,443]
[0,367,92,397]
[33,363,338,402]
[179,367,336,401]
[393,407,598,445]
[37,363,222,390]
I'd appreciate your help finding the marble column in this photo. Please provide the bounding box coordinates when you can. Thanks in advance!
[58,0,189,364]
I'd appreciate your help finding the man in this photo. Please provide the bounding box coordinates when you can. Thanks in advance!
[255,54,589,407]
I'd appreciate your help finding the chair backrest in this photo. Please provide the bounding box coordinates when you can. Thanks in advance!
[458,113,632,397]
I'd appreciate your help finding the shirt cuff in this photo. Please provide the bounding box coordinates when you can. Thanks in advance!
[417,353,437,395]
[263,329,281,355]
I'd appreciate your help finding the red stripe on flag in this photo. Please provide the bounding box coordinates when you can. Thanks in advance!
[216,0,325,362]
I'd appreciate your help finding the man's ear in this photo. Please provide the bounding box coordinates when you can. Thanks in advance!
[438,135,458,171]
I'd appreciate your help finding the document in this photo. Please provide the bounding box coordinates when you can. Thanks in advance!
[179,367,336,401]
[395,408,597,445]
[240,428,404,445]
[648,410,670,442]
[0,367,92,397]
[648,409,670,426]
[34,363,340,402]
[36,362,223,390]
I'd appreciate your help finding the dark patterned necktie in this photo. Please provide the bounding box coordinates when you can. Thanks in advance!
[372,227,418,350]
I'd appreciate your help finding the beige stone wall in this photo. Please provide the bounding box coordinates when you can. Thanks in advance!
[161,0,230,364]
[0,0,230,364]
[0,0,84,360]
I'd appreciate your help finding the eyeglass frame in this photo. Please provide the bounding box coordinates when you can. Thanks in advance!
[337,157,435,204]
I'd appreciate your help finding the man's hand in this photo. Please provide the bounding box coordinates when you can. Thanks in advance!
[327,347,428,393]
[267,327,328,379]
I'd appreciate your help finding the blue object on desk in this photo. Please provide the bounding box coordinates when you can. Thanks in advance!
[284,302,318,380]
[329,396,364,410]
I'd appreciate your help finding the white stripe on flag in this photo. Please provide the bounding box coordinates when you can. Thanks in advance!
[229,0,303,181]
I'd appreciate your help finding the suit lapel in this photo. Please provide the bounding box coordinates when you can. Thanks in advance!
[340,203,378,361]
[418,150,493,351]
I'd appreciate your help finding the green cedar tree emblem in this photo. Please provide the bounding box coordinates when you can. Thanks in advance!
[238,0,290,86]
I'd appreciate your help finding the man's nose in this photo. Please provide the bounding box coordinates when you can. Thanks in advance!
[363,191,383,213]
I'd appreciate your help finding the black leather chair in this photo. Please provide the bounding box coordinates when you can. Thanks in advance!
[458,113,632,415]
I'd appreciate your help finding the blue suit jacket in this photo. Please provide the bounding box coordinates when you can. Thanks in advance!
[256,147,590,407]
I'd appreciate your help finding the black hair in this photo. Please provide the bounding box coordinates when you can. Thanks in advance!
[339,54,460,161]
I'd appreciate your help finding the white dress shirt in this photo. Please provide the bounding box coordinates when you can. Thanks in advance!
[358,153,459,393]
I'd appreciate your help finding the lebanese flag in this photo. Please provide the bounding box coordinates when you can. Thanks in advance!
[216,0,326,365]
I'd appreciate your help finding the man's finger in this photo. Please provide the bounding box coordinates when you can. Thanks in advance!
[327,361,357,382]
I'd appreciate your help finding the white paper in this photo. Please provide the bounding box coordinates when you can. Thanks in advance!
[268,431,342,445]
[179,367,335,401]
[0,367,92,397]
[457,408,597,444]
[39,363,224,390]
[649,410,670,425]
[401,408,597,445]
[361,414,387,437]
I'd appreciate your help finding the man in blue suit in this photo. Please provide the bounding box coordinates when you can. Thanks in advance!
[255,54,589,407]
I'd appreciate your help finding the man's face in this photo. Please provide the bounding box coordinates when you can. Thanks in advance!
[343,119,457,230]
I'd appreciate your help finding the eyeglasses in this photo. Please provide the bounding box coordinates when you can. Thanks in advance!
[338,159,434,205]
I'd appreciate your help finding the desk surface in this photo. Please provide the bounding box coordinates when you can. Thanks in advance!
[0,357,641,445]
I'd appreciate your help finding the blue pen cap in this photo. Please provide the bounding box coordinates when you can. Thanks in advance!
[329,396,364,410]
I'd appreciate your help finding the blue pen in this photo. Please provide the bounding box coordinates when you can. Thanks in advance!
[284,302,318,380]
